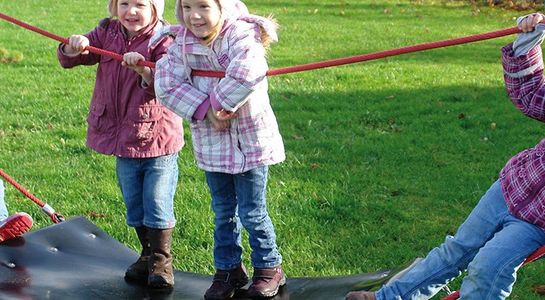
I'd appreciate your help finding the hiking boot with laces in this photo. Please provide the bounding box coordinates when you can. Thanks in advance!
[204,264,249,300]
[247,266,286,299]
[0,212,33,242]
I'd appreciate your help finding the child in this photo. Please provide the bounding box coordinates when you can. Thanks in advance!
[346,13,545,300]
[153,0,285,298]
[0,180,33,242]
[56,0,183,289]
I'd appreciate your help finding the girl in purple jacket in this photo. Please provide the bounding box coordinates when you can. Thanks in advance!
[154,0,285,298]
[346,13,545,300]
[57,0,182,289]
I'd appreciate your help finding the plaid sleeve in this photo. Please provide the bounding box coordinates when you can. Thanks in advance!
[142,33,174,96]
[502,43,545,122]
[154,47,208,120]
[211,23,268,112]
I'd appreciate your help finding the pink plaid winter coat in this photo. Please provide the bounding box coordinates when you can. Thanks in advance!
[154,3,285,174]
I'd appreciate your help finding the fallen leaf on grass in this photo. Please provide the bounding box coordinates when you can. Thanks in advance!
[532,285,545,296]
[87,211,107,219]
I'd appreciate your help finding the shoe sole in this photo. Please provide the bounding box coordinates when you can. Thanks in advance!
[0,213,33,242]
[124,272,149,284]
[249,276,286,299]
[204,278,249,300]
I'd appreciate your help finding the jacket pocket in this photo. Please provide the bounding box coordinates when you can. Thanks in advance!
[237,113,275,154]
[87,102,108,132]
[190,121,222,147]
[189,121,225,163]
[126,105,165,143]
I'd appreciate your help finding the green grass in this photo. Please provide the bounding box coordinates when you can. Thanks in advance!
[1,0,544,298]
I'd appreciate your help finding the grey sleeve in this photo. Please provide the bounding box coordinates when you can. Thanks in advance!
[513,15,545,57]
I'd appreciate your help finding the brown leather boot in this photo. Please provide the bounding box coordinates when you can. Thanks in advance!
[125,226,150,283]
[345,291,377,300]
[204,264,249,300]
[247,266,286,298]
[148,228,174,289]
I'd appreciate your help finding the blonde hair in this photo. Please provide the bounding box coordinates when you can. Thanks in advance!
[259,15,278,50]
[107,0,161,21]
[176,0,278,48]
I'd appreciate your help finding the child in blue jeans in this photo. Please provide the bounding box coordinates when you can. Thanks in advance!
[0,180,33,243]
[154,0,285,298]
[346,13,545,300]
[57,0,182,289]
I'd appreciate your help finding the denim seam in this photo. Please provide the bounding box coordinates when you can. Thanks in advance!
[484,253,526,300]
[401,250,474,299]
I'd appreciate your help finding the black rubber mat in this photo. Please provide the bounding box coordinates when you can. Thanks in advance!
[0,217,413,299]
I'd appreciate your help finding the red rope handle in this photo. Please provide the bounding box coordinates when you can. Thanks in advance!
[0,169,45,207]
[191,25,522,77]
[0,12,154,68]
[0,11,528,78]
[0,169,64,224]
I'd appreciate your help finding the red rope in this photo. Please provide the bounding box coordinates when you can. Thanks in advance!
[0,169,64,224]
[0,11,526,78]
[0,12,154,69]
[0,169,45,207]
[190,25,522,77]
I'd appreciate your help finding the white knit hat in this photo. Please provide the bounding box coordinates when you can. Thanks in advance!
[175,0,248,27]
[108,0,165,20]
[150,0,165,20]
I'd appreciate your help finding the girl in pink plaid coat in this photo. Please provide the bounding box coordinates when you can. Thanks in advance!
[154,0,286,298]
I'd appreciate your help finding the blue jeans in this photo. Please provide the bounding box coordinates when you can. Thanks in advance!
[376,180,545,300]
[116,154,179,229]
[205,166,282,270]
[0,180,7,220]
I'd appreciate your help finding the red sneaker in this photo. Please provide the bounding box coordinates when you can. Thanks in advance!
[0,212,33,242]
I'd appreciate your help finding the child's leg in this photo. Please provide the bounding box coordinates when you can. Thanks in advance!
[234,166,285,298]
[233,166,281,268]
[376,180,509,300]
[124,226,150,283]
[116,157,145,227]
[0,180,9,220]
[117,154,178,287]
[140,153,178,229]
[140,154,178,288]
[205,172,244,270]
[0,180,33,242]
[459,214,545,299]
